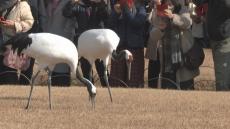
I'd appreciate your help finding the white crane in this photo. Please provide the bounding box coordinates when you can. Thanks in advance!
[78,29,133,102]
[2,33,97,109]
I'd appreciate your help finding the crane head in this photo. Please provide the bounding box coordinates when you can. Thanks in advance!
[112,50,133,80]
[76,68,97,109]
[123,50,133,80]
[87,84,97,109]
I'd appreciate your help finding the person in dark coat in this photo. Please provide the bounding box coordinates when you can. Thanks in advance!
[193,0,230,91]
[0,0,18,12]
[108,0,146,87]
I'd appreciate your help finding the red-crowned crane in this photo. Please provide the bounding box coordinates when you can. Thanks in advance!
[78,29,133,102]
[1,33,97,109]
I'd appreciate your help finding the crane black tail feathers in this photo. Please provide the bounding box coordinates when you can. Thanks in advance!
[2,32,32,55]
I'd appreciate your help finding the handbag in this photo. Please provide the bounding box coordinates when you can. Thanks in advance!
[180,30,205,70]
[184,42,205,70]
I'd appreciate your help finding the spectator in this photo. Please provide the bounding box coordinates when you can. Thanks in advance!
[145,0,162,88]
[62,0,110,86]
[0,0,34,85]
[0,25,3,84]
[36,0,76,86]
[146,0,199,90]
[193,0,230,91]
[108,0,146,87]
[189,2,209,48]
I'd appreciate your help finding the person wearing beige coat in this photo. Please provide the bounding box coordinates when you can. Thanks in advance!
[0,0,34,85]
[145,0,199,90]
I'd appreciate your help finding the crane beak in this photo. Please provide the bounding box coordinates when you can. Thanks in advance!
[126,61,131,80]
[17,69,21,80]
[89,94,96,109]
[126,55,133,80]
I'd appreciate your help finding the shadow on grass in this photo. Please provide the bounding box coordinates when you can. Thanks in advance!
[0,96,28,100]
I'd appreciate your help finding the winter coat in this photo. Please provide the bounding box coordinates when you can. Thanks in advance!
[145,9,164,60]
[193,0,230,41]
[1,0,34,41]
[108,4,147,49]
[39,0,75,40]
[62,0,108,38]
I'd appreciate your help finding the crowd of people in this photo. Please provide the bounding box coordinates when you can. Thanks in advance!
[0,0,229,91]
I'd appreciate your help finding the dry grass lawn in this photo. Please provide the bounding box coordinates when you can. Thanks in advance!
[0,86,230,129]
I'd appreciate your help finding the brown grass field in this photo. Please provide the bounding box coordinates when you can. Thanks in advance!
[1,86,230,129]
[1,49,229,129]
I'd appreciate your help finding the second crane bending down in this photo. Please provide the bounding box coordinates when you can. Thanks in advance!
[78,29,133,102]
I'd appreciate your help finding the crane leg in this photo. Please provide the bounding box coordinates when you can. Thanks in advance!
[47,69,52,109]
[103,65,113,102]
[25,70,41,109]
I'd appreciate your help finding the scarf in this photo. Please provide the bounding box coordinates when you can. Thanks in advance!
[160,0,183,73]
[162,22,183,73]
